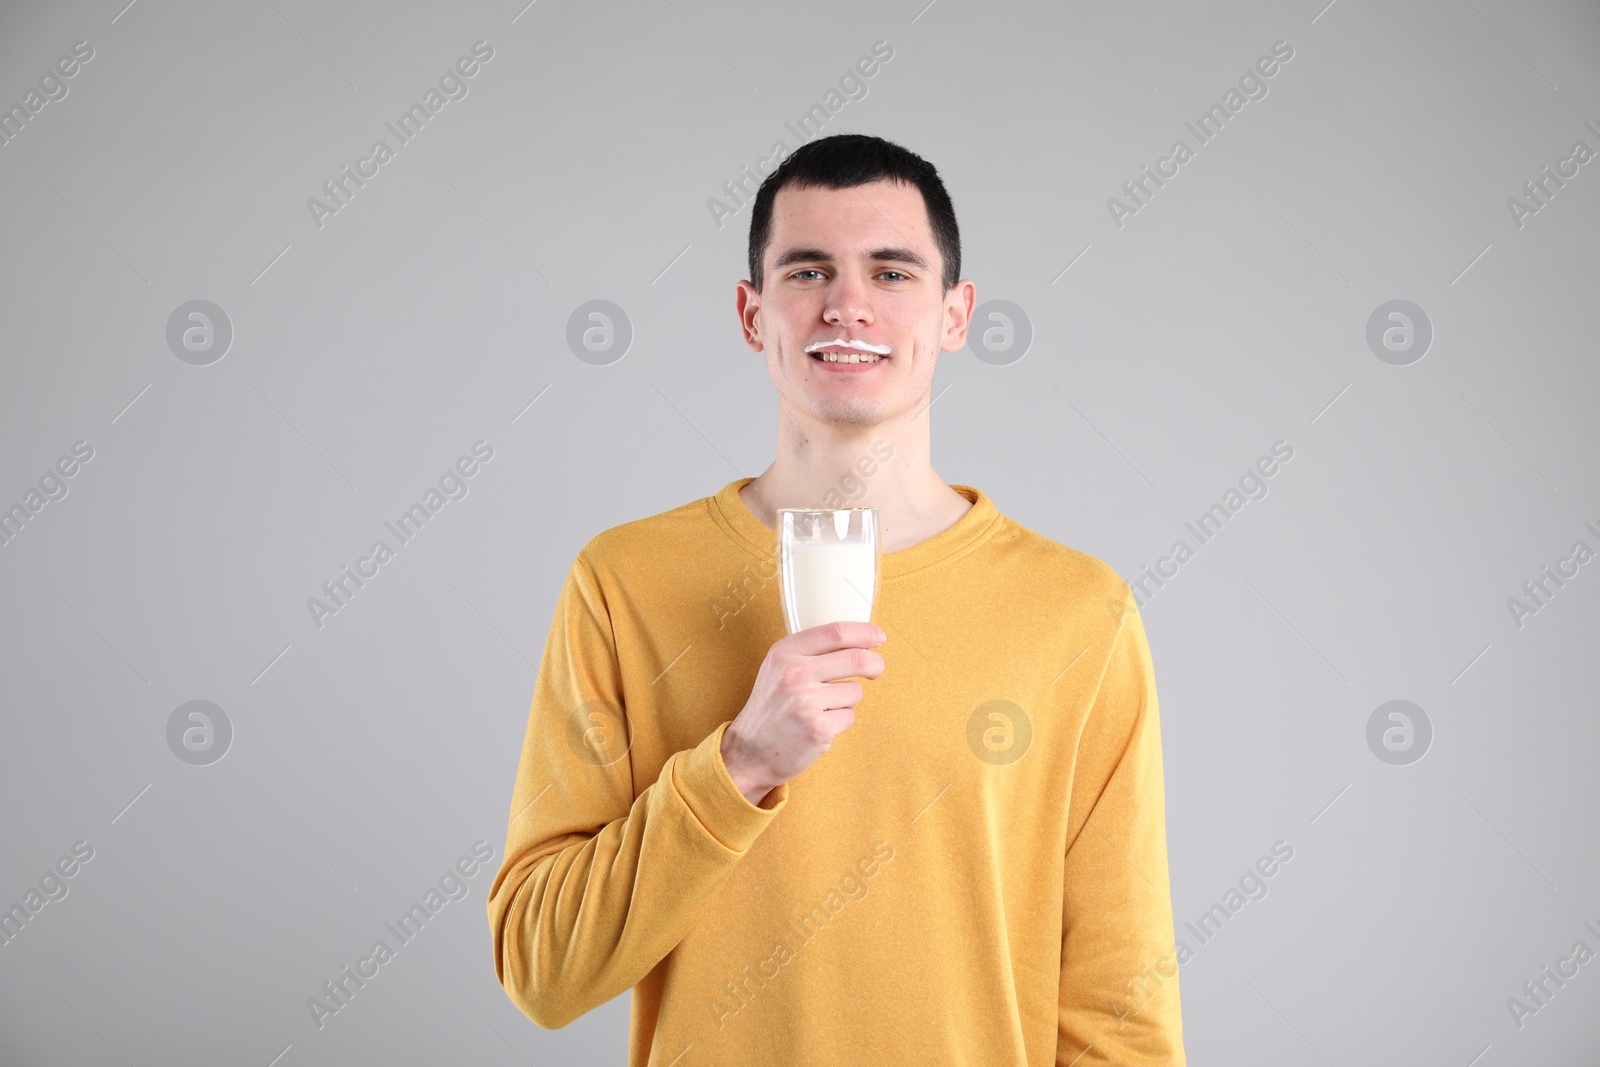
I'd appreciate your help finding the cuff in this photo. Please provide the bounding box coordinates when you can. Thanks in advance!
[670,720,789,854]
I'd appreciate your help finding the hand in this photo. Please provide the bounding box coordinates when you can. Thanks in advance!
[720,621,888,805]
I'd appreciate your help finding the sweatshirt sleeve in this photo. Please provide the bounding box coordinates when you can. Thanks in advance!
[1057,597,1186,1065]
[486,549,790,1030]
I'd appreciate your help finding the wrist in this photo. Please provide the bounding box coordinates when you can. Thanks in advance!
[720,728,774,806]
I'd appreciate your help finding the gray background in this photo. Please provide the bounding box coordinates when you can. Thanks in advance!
[2,0,1597,1063]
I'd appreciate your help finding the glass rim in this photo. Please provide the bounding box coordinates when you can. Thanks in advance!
[775,505,878,513]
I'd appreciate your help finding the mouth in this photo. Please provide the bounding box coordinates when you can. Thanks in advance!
[809,350,887,366]
[805,338,890,368]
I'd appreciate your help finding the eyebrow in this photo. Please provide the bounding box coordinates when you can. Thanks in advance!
[772,245,933,274]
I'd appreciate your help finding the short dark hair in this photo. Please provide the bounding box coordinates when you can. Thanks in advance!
[747,133,961,294]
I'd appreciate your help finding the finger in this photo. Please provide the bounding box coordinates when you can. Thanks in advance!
[819,706,858,735]
[818,680,864,709]
[787,620,887,657]
[811,647,885,682]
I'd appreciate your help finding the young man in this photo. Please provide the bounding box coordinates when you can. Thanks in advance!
[488,133,1187,1065]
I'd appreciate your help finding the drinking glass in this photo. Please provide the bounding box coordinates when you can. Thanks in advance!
[776,507,880,635]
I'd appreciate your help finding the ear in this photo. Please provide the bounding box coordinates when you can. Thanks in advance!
[736,279,764,351]
[940,280,977,352]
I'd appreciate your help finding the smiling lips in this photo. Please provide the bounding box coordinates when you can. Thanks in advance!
[804,337,891,364]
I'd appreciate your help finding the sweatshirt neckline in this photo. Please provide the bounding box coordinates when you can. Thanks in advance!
[708,477,1003,580]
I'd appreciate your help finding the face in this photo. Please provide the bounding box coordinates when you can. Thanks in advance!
[737,178,974,432]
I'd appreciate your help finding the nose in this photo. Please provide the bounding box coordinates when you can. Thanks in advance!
[823,273,873,329]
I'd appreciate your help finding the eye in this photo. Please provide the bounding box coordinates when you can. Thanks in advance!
[880,271,909,282]
[791,269,825,281]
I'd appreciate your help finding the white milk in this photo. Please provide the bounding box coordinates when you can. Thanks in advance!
[784,540,877,632]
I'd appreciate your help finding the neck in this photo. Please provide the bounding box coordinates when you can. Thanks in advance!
[740,403,971,554]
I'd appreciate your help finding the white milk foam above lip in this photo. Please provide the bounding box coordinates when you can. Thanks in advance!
[784,540,877,631]
[804,337,892,354]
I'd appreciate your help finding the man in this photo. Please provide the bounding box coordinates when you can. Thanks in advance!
[487,133,1186,1065]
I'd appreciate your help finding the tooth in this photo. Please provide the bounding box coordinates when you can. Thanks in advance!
[813,350,882,362]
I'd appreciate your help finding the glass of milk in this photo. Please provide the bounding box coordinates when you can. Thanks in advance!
[775,507,880,635]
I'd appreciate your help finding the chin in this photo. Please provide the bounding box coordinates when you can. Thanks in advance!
[806,401,893,428]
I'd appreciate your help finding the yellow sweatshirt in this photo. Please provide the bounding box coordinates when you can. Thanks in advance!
[487,477,1186,1066]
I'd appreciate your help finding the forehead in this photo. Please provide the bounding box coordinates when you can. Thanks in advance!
[766,178,935,261]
